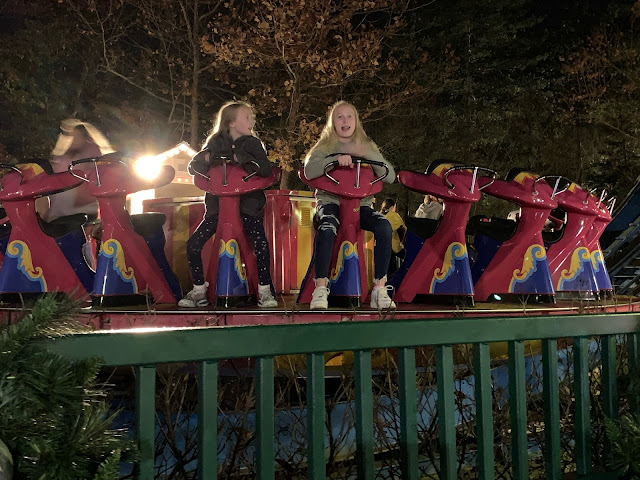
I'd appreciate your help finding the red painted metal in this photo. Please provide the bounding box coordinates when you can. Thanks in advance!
[80,157,177,303]
[297,163,383,304]
[547,183,600,293]
[395,164,491,302]
[193,163,280,303]
[0,162,88,298]
[473,172,558,301]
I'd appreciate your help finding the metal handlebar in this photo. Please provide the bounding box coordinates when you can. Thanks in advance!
[0,163,24,189]
[443,165,497,193]
[242,161,262,183]
[69,153,125,187]
[322,154,389,187]
[597,188,607,208]
[534,175,571,199]
[191,155,234,184]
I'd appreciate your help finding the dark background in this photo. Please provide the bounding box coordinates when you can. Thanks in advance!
[1,0,638,215]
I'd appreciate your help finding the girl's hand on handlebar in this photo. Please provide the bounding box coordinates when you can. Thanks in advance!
[337,154,353,167]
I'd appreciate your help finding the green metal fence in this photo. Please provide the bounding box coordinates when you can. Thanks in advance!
[49,312,640,480]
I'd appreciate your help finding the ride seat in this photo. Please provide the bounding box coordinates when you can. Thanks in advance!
[405,217,440,240]
[466,215,518,243]
[38,213,89,238]
[130,212,166,237]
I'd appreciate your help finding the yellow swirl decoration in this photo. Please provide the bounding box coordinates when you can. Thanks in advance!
[7,240,47,288]
[590,249,603,271]
[101,239,137,289]
[432,242,466,283]
[220,239,247,280]
[330,241,358,281]
[511,244,546,282]
[513,172,538,185]
[558,247,590,284]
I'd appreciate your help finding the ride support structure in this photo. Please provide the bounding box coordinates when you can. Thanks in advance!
[393,164,495,303]
[193,160,281,307]
[297,157,386,307]
[472,171,559,302]
[0,162,90,299]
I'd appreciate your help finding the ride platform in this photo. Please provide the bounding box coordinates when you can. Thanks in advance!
[1,294,636,331]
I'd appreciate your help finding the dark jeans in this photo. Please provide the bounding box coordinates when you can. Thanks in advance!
[314,203,392,281]
[186,213,272,286]
[388,248,406,276]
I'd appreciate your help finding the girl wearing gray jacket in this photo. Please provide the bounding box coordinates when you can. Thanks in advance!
[303,101,396,310]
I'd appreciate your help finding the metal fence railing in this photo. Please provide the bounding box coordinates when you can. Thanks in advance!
[48,313,640,480]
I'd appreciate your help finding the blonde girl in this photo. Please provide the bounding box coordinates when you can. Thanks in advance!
[179,101,277,308]
[303,101,396,309]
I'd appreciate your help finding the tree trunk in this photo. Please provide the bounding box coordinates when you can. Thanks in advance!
[189,0,200,148]
[279,80,301,190]
[279,168,292,191]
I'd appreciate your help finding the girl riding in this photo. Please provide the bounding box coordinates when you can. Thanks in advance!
[179,101,278,308]
[303,101,396,309]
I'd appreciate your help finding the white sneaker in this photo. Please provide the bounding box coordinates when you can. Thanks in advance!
[310,285,330,309]
[258,284,278,308]
[178,282,209,307]
[370,285,396,309]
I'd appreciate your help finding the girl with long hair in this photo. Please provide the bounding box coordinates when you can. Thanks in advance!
[303,101,396,309]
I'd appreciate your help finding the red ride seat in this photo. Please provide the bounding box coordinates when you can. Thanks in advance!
[0,162,89,300]
[297,157,388,307]
[392,163,494,303]
[471,172,562,302]
[546,182,602,297]
[70,154,179,306]
[193,160,280,307]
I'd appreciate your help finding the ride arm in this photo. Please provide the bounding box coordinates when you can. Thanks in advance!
[235,136,272,177]
[187,151,212,176]
[303,147,332,180]
[188,134,233,176]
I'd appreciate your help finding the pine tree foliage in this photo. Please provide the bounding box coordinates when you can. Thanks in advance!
[0,295,134,480]
[605,414,640,479]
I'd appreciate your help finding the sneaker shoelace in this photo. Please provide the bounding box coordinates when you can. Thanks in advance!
[375,285,395,306]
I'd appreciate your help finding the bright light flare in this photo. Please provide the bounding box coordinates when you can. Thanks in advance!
[133,155,163,180]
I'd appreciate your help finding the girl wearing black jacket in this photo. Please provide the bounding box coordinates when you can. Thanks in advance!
[179,101,277,308]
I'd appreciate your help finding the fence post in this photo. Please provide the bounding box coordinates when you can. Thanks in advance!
[198,360,218,480]
[436,345,456,480]
[135,365,156,480]
[473,342,494,480]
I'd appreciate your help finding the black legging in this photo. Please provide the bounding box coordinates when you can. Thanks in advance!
[186,214,272,286]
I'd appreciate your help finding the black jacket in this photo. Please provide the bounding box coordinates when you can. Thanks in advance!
[189,132,273,218]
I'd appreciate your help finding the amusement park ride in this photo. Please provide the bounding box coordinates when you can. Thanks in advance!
[0,153,637,331]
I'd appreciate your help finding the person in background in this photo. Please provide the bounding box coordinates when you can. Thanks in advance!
[414,194,444,220]
[179,101,278,309]
[303,100,396,310]
[38,119,114,222]
[380,198,406,275]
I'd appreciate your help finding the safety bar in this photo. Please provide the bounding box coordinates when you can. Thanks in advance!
[323,154,389,187]
[69,152,125,187]
[443,165,497,193]
[534,175,571,199]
